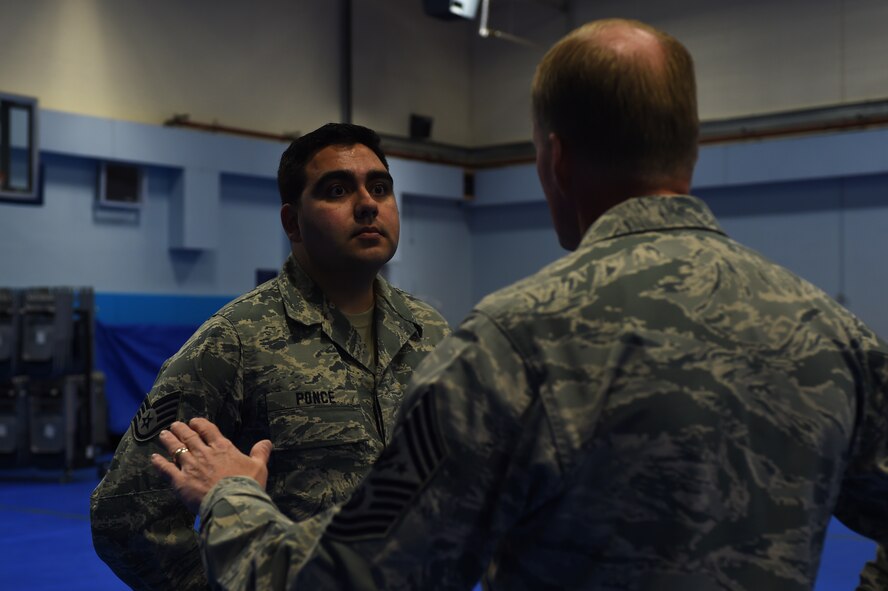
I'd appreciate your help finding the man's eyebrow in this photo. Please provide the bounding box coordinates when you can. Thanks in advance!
[311,170,354,193]
[314,170,355,187]
[366,170,394,185]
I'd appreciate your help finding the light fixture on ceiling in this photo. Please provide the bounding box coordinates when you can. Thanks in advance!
[423,0,482,20]
[478,0,538,47]
[424,0,568,48]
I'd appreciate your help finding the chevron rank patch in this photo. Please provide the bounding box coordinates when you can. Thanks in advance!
[326,392,447,542]
[131,392,181,442]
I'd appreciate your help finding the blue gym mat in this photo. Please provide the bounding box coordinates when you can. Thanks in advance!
[0,468,875,590]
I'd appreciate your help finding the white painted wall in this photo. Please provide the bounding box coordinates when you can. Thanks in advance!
[469,0,570,145]
[0,0,477,146]
[352,0,474,145]
[470,0,888,145]
[0,0,341,138]
[5,1,886,147]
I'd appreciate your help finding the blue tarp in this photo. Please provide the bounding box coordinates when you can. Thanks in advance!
[95,322,198,435]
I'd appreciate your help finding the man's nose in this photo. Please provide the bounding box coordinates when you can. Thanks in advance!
[354,187,379,220]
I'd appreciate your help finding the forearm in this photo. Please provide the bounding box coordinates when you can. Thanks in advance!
[199,477,333,591]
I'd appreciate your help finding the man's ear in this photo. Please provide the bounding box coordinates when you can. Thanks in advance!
[280,203,301,243]
[549,132,572,198]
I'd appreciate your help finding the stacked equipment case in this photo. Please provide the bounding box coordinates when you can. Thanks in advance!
[0,287,107,474]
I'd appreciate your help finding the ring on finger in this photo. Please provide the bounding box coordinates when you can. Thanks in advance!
[172,446,190,464]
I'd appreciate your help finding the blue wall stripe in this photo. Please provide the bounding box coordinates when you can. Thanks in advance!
[95,292,235,326]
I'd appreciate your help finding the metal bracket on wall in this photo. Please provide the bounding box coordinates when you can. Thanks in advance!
[478,0,567,47]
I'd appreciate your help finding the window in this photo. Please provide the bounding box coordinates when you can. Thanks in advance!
[0,93,38,203]
[98,162,143,209]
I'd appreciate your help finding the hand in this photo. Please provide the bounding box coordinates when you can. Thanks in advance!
[151,417,273,514]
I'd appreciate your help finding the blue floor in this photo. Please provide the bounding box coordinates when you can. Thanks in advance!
[1,469,128,590]
[0,469,876,590]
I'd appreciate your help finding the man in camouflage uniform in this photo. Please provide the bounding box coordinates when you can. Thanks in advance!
[90,123,450,590]
[153,19,888,590]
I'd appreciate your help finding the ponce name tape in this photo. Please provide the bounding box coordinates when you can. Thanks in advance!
[131,392,181,442]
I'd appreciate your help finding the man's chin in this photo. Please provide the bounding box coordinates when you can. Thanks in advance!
[348,247,396,270]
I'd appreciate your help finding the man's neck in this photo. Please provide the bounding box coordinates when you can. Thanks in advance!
[293,252,377,314]
[322,278,376,315]
[575,176,691,236]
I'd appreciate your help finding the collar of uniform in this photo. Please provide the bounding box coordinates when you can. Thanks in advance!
[276,254,421,338]
[276,255,326,327]
[580,194,726,248]
[278,256,373,370]
[278,254,422,367]
[374,275,421,375]
[373,275,422,336]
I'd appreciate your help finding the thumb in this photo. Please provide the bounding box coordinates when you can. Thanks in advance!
[250,439,273,465]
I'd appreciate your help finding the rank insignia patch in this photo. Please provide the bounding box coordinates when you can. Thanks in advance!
[131,392,181,442]
[326,392,447,542]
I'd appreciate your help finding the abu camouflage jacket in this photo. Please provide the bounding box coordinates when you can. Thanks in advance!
[89,255,449,590]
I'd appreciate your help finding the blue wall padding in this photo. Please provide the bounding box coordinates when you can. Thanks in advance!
[92,292,232,435]
[95,322,198,435]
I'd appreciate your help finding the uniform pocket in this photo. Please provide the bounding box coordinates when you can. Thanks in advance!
[266,390,371,450]
[265,390,378,520]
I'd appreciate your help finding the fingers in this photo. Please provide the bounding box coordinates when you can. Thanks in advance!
[249,439,273,490]
[169,421,208,452]
[250,439,273,465]
[151,453,202,514]
[157,419,225,460]
[151,453,183,487]
[158,428,190,460]
[188,417,226,446]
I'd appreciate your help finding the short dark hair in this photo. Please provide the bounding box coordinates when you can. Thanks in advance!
[277,123,389,206]
[532,19,698,183]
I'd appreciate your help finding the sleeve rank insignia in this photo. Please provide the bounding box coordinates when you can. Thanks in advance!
[131,392,182,442]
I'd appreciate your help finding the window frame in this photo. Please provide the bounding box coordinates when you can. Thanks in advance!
[0,92,39,204]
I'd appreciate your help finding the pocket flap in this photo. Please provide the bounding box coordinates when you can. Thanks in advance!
[266,390,370,449]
